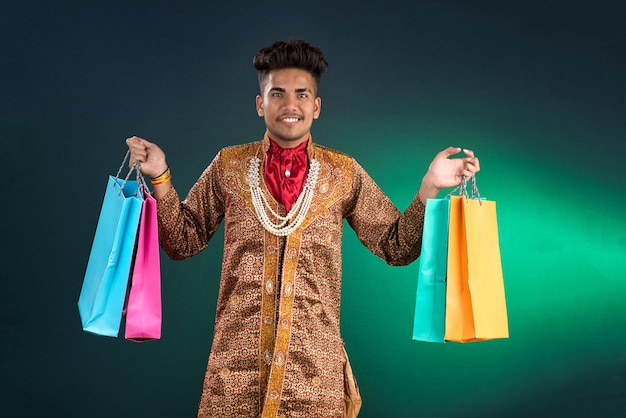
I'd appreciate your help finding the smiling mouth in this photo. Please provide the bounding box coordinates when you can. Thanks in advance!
[280,116,301,123]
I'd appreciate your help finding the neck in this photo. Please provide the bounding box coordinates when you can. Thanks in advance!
[274,138,308,149]
[265,132,309,150]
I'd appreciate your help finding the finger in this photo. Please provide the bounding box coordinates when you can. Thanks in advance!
[126,135,154,149]
[462,147,480,173]
[464,156,480,172]
[462,148,475,158]
[126,136,147,157]
[472,156,480,172]
[439,146,462,159]
[128,147,147,168]
[126,136,140,147]
[462,164,480,178]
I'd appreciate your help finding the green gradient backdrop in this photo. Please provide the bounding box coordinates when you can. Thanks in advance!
[1,1,625,417]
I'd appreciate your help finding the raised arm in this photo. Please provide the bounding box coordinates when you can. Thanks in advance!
[125,136,224,260]
[346,147,480,266]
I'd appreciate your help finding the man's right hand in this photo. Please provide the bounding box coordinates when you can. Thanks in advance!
[125,136,168,179]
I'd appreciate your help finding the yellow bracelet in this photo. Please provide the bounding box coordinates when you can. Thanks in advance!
[150,168,171,185]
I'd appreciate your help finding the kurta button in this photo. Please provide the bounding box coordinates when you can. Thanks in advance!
[275,350,285,367]
[312,303,323,314]
[220,367,231,378]
[269,390,280,401]
[265,279,274,294]
[312,376,322,387]
[283,282,293,298]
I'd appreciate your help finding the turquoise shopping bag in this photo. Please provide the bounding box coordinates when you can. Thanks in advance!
[78,162,143,337]
[412,198,450,343]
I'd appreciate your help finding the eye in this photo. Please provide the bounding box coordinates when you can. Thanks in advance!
[272,92,282,98]
[298,93,308,99]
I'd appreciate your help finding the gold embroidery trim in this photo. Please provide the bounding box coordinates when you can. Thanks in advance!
[259,229,279,412]
[261,229,302,418]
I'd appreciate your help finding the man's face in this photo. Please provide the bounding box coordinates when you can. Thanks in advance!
[256,68,321,148]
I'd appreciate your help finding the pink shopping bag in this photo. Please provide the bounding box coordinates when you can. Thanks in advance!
[124,188,162,342]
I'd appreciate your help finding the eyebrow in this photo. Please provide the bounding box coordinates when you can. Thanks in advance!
[269,87,312,93]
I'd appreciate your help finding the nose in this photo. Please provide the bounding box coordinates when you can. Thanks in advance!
[282,93,298,110]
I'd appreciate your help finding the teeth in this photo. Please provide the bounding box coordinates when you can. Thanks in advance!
[283,118,299,123]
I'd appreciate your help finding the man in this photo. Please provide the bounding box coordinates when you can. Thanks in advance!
[127,39,480,418]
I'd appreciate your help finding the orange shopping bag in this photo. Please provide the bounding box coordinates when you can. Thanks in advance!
[444,188,508,342]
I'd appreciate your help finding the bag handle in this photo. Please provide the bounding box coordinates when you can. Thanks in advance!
[468,175,481,201]
[446,175,482,204]
[115,150,148,197]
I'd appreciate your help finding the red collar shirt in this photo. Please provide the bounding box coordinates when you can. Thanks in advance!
[263,138,308,212]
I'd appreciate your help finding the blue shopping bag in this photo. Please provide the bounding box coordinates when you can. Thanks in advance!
[412,198,450,343]
[78,161,144,337]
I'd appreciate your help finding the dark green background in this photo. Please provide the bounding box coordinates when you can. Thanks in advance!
[2,1,625,417]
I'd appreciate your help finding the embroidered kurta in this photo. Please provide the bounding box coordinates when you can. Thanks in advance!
[156,135,426,417]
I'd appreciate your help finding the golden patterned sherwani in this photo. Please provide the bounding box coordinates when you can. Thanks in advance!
[156,135,426,417]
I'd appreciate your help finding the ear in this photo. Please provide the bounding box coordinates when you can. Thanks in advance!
[313,96,322,119]
[256,95,264,117]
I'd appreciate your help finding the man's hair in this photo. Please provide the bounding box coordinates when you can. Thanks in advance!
[253,39,328,93]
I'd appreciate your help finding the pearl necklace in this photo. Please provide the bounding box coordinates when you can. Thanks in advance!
[248,156,320,236]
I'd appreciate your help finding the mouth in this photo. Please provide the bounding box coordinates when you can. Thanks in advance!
[279,115,302,124]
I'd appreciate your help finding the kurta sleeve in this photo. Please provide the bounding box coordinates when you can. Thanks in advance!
[344,160,426,266]
[156,152,226,260]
